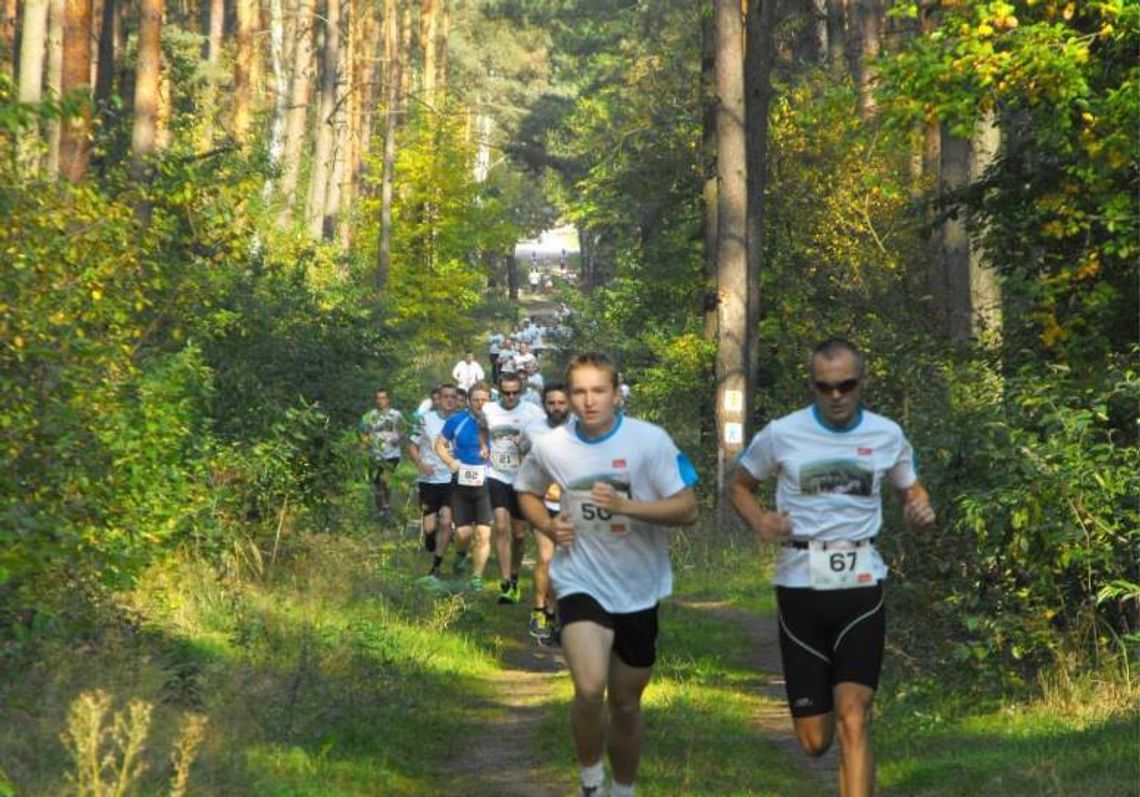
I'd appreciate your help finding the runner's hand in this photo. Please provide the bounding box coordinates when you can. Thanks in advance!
[904,485,936,527]
[419,461,434,477]
[545,513,575,546]
[590,481,627,515]
[756,511,793,543]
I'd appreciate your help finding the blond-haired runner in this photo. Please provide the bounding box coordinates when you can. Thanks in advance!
[517,352,699,797]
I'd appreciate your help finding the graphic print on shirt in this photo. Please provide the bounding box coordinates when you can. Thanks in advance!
[799,458,873,497]
[563,472,632,536]
[488,426,523,473]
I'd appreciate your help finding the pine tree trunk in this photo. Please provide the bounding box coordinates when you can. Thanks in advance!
[93,0,116,112]
[17,0,49,175]
[278,0,315,219]
[745,0,776,442]
[377,0,400,290]
[131,0,162,177]
[43,0,65,176]
[1,0,17,78]
[855,0,880,117]
[207,0,223,64]
[827,0,846,73]
[700,7,718,342]
[59,0,94,183]
[265,0,287,172]
[306,0,339,238]
[233,0,254,140]
[435,0,448,97]
[420,0,436,104]
[714,0,748,502]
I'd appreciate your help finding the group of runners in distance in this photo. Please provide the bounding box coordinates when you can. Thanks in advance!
[359,337,935,797]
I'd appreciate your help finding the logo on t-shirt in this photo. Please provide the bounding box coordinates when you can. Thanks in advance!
[857,447,873,456]
[612,458,627,468]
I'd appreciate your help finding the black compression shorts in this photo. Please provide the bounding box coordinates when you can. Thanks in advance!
[776,583,886,717]
[450,478,491,527]
[488,478,523,519]
[418,481,451,516]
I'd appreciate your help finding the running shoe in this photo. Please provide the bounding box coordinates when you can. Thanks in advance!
[468,575,484,592]
[508,583,522,603]
[529,609,551,640]
[498,580,516,604]
[578,785,607,797]
[422,530,437,553]
[452,553,469,576]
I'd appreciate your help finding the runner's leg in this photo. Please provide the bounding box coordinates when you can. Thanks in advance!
[560,620,615,770]
[605,655,653,788]
[834,682,875,797]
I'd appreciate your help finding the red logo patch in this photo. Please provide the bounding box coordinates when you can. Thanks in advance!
[858,573,873,583]
[857,447,873,456]
[612,459,627,468]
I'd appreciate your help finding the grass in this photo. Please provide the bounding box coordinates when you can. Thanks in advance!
[1,482,1136,796]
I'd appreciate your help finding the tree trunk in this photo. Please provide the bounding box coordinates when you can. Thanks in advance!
[93,0,115,111]
[826,0,846,73]
[2,0,17,78]
[43,0,65,176]
[17,0,49,174]
[265,0,287,173]
[435,0,448,97]
[420,0,436,105]
[130,0,162,177]
[745,0,776,443]
[278,0,315,219]
[855,0,881,117]
[700,6,718,343]
[206,0,223,65]
[377,0,400,290]
[306,0,339,237]
[336,0,355,246]
[233,0,254,140]
[59,0,94,183]
[714,0,748,504]
[398,0,411,101]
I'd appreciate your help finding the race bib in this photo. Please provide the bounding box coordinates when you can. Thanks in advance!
[565,488,631,536]
[457,464,486,487]
[490,448,520,473]
[808,540,877,590]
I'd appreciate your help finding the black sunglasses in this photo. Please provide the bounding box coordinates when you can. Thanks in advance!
[814,378,860,394]
[500,390,520,396]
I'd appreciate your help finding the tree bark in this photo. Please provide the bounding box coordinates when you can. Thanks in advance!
[745,0,776,443]
[44,0,65,176]
[206,0,223,65]
[1,0,17,78]
[700,6,718,342]
[59,0,94,183]
[855,0,881,117]
[377,0,400,290]
[17,0,49,174]
[714,0,748,503]
[826,0,846,73]
[306,0,339,237]
[265,0,287,172]
[278,0,315,219]
[233,0,254,140]
[130,0,162,177]
[420,0,436,105]
[92,0,116,111]
[435,0,449,97]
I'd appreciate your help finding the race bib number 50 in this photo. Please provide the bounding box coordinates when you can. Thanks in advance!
[808,540,876,590]
[567,489,631,536]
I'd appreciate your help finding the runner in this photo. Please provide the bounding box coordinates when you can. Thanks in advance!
[435,382,494,591]
[517,352,699,797]
[406,383,465,575]
[488,330,505,384]
[358,388,405,518]
[483,373,545,605]
[728,338,936,797]
[519,381,571,643]
[452,351,485,393]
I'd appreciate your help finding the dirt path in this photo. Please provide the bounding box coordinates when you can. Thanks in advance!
[677,600,840,786]
[437,633,577,797]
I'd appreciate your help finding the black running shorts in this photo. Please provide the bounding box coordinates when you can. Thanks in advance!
[776,583,886,717]
[488,478,523,519]
[450,478,492,527]
[558,593,659,668]
[418,481,451,516]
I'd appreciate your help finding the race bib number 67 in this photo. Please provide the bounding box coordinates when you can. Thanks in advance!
[808,540,876,590]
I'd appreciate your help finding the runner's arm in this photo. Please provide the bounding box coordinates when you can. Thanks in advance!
[898,481,935,526]
[590,483,698,527]
[434,436,460,472]
[727,466,793,542]
[519,491,575,545]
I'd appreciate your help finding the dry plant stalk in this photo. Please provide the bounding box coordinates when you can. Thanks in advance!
[169,713,209,797]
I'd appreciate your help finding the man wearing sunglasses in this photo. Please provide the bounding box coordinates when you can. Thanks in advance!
[729,338,935,797]
[483,373,545,604]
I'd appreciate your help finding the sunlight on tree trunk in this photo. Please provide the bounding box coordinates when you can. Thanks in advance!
[131,0,162,222]
[17,0,49,175]
[855,0,880,117]
[306,0,339,238]
[233,0,255,141]
[43,0,64,176]
[377,0,401,290]
[60,0,93,183]
[714,0,748,503]
[279,0,315,222]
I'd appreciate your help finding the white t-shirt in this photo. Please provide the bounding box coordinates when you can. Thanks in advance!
[516,415,699,613]
[452,360,485,390]
[483,400,545,484]
[409,410,454,484]
[736,405,918,588]
[522,416,568,511]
